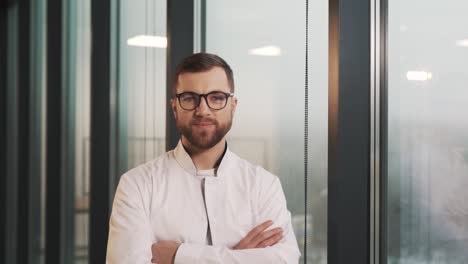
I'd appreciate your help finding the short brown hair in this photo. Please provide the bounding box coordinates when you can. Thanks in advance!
[173,53,235,95]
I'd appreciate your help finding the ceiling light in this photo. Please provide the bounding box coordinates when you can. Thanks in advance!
[406,71,433,81]
[248,45,281,56]
[456,39,468,47]
[127,35,167,48]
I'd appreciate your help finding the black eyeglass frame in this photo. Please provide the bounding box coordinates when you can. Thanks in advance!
[175,91,235,110]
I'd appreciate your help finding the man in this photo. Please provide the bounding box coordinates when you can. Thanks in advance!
[106,53,300,263]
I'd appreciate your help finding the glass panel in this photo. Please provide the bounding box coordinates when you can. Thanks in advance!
[387,1,468,263]
[205,0,328,262]
[66,0,91,262]
[30,0,47,263]
[118,0,167,173]
[307,2,328,262]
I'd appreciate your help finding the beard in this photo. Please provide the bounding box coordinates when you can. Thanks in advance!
[177,116,232,150]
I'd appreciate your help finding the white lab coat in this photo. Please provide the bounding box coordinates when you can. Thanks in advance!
[106,141,300,263]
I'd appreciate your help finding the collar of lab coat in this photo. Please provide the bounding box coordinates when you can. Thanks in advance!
[174,140,233,179]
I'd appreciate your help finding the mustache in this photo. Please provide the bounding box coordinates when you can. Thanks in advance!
[190,118,217,125]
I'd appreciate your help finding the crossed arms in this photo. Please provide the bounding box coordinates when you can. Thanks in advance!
[106,174,300,264]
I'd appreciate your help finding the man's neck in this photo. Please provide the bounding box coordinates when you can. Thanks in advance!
[181,137,227,170]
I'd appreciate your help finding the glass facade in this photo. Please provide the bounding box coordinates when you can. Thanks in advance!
[118,0,167,174]
[4,0,468,263]
[69,0,91,262]
[205,0,328,262]
[387,0,468,263]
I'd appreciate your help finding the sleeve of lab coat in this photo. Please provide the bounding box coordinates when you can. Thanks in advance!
[106,172,154,264]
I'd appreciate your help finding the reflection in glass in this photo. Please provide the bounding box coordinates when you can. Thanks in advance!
[30,0,47,262]
[205,0,328,262]
[387,1,468,263]
[118,0,167,172]
[70,0,91,262]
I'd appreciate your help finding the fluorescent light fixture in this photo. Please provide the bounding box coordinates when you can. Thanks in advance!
[127,35,167,48]
[456,39,468,47]
[407,71,433,81]
[248,45,281,56]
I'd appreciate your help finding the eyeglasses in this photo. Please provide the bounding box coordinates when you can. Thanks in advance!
[175,91,234,110]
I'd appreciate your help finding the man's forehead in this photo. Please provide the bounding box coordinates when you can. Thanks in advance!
[176,67,230,92]
[178,67,228,83]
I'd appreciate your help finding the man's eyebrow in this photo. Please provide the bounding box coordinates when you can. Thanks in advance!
[178,90,230,94]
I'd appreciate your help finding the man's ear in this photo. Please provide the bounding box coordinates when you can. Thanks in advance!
[170,98,177,119]
[231,97,238,115]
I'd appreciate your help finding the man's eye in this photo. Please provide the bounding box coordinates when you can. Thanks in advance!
[182,96,196,102]
[210,95,225,101]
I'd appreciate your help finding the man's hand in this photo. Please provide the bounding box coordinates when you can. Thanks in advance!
[151,241,180,264]
[233,220,283,250]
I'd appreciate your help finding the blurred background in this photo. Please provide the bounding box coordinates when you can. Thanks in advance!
[1,0,467,263]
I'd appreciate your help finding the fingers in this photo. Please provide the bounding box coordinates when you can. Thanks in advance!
[250,227,283,248]
[233,220,285,250]
[151,243,159,263]
[151,252,159,263]
[256,230,283,248]
[242,220,273,244]
[234,220,273,249]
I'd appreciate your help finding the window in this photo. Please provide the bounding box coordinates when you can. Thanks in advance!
[387,1,468,262]
[205,0,328,262]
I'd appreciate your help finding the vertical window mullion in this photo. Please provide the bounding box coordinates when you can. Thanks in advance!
[0,5,7,263]
[5,3,19,264]
[89,0,113,263]
[328,0,372,263]
[45,0,66,262]
[165,0,194,151]
[17,0,32,262]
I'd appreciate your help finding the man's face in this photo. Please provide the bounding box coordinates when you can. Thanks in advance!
[171,67,237,150]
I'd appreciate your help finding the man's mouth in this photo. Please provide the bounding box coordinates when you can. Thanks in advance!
[192,121,215,127]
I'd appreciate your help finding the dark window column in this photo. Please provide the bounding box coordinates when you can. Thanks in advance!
[89,0,115,263]
[0,3,9,263]
[16,0,32,263]
[379,0,388,263]
[166,0,194,150]
[328,0,371,263]
[2,1,43,263]
[45,0,66,263]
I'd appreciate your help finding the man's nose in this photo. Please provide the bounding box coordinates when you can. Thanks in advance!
[195,97,211,115]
